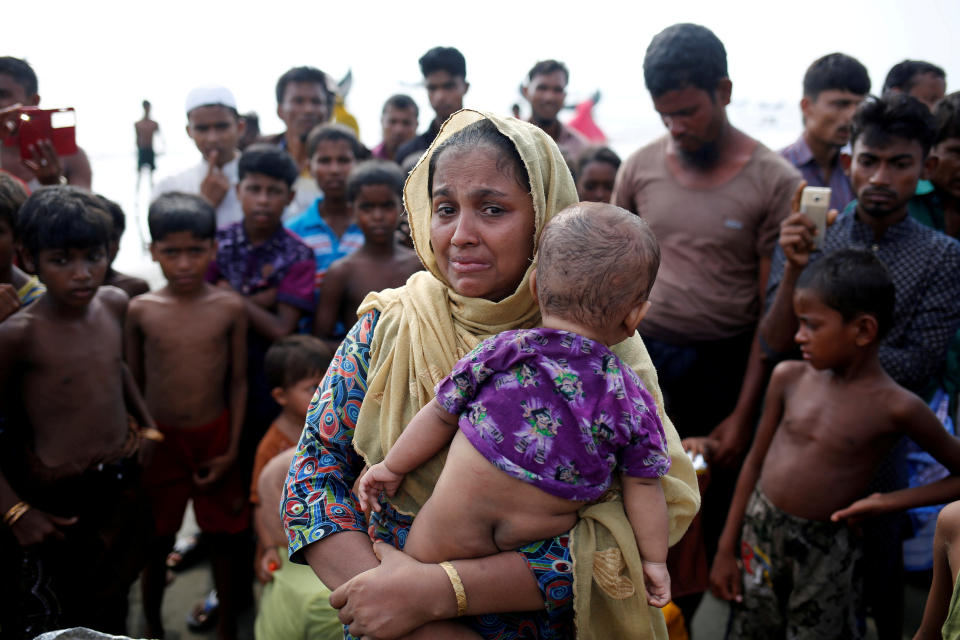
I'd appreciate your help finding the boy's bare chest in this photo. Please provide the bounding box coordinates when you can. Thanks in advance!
[140,305,232,352]
[23,317,123,398]
[779,386,896,454]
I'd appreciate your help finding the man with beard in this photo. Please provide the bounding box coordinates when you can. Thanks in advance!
[522,59,587,162]
[762,94,960,638]
[611,22,800,628]
[781,53,870,213]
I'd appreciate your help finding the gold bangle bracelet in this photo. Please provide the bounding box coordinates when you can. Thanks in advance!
[439,561,467,617]
[140,428,165,443]
[3,501,30,527]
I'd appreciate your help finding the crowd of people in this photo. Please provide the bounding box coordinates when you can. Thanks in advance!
[1,19,960,640]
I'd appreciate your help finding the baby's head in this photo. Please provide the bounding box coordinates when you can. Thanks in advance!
[535,202,659,345]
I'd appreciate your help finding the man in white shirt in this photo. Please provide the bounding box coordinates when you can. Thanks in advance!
[153,86,246,228]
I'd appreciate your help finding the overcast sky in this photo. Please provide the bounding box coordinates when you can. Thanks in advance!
[10,0,958,160]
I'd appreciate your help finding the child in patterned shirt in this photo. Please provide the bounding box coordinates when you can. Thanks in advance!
[358,202,673,607]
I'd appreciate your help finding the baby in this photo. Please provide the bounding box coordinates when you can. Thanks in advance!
[358,201,672,607]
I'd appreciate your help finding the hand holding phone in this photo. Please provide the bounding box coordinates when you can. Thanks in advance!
[800,187,831,249]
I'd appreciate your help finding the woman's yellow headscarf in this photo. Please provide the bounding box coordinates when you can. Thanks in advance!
[352,110,699,639]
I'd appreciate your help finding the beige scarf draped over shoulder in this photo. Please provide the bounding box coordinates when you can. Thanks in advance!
[352,110,699,638]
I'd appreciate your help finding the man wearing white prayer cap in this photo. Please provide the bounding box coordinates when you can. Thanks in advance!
[152,85,247,228]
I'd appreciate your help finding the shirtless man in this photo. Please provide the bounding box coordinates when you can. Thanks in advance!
[0,57,92,189]
[135,99,160,188]
[0,187,153,638]
[126,192,248,640]
[611,23,800,622]
[313,160,421,345]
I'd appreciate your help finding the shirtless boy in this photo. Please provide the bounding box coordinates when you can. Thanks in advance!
[313,160,422,345]
[0,186,154,638]
[126,192,248,640]
[359,203,673,606]
[710,249,960,639]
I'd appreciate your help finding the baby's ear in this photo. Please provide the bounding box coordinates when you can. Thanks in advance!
[623,300,652,336]
[528,267,539,302]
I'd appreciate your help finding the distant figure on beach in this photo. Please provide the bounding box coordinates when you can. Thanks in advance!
[238,111,260,151]
[135,99,159,188]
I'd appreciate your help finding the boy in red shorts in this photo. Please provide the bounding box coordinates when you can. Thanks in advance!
[126,192,249,640]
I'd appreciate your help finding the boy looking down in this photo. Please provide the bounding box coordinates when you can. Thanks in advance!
[712,250,960,638]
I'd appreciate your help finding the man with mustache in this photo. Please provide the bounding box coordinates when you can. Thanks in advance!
[762,93,960,638]
[521,59,587,163]
[781,53,870,214]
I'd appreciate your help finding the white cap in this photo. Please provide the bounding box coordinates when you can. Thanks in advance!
[185,86,237,114]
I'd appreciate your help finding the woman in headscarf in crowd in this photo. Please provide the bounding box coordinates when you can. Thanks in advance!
[282,109,699,639]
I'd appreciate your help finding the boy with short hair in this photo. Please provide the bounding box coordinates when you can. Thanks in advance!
[207,143,315,482]
[313,160,422,344]
[251,334,331,584]
[286,124,367,293]
[98,194,150,297]
[0,171,43,322]
[126,191,249,640]
[711,249,960,638]
[0,186,155,638]
[359,203,675,607]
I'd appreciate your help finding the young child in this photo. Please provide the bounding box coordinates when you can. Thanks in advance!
[313,160,422,344]
[126,192,249,640]
[574,146,621,204]
[710,249,960,638]
[251,334,330,584]
[286,124,367,293]
[206,144,315,481]
[915,500,960,638]
[0,186,155,638]
[98,194,150,297]
[358,202,674,607]
[0,171,43,323]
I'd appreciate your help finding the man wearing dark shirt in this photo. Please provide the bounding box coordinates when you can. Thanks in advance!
[395,47,468,165]
[763,94,960,639]
[780,53,869,213]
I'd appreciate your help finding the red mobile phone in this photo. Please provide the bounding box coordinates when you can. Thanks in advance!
[13,107,78,160]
